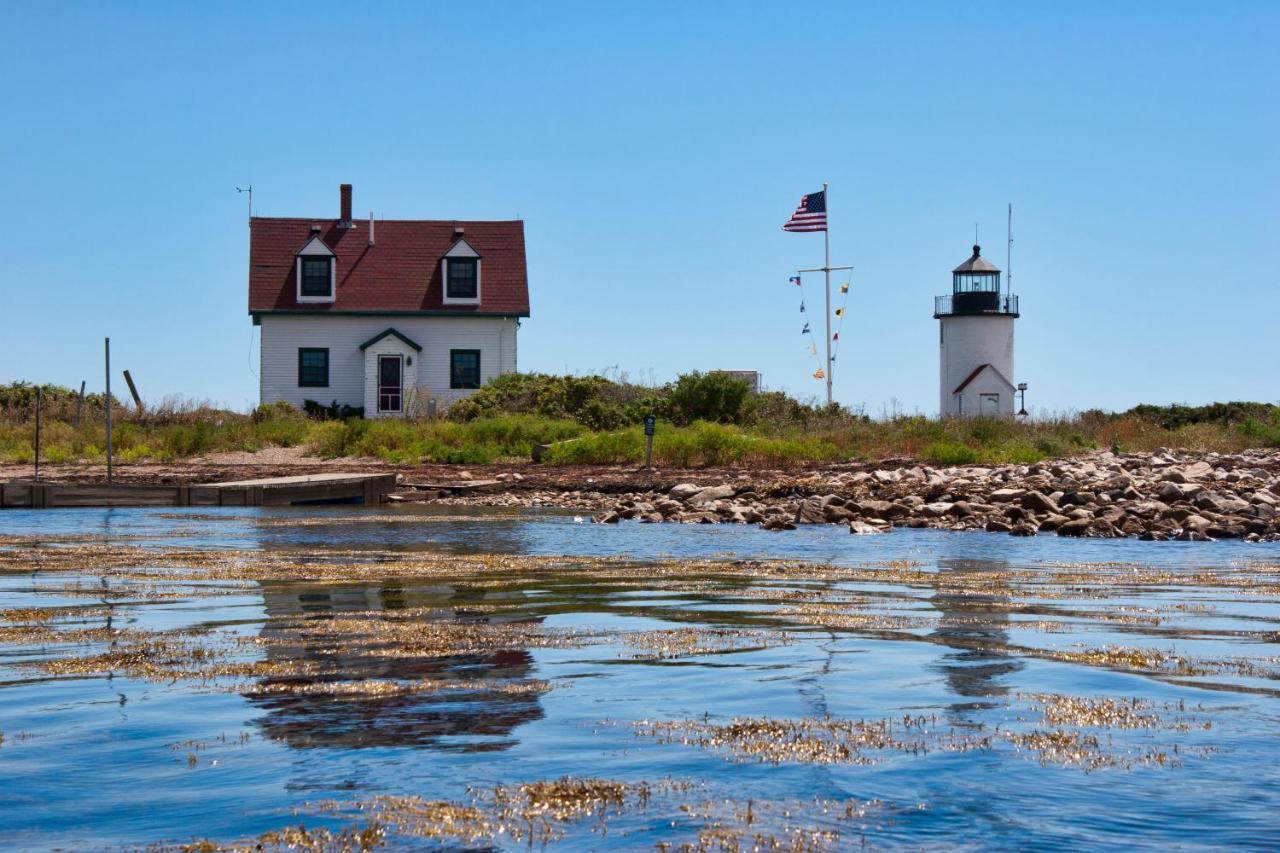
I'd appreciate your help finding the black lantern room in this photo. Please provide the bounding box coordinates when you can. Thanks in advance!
[933,244,1019,317]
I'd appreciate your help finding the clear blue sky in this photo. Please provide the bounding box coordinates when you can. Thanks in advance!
[2,2,1276,415]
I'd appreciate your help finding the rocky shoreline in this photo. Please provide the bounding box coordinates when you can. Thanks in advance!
[426,450,1280,542]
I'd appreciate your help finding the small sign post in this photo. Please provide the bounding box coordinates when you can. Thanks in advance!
[643,415,656,469]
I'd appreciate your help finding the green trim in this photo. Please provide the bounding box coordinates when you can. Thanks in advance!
[251,309,528,319]
[359,328,423,352]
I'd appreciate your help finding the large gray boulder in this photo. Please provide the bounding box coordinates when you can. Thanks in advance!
[689,484,736,505]
[668,483,702,501]
[1021,491,1060,514]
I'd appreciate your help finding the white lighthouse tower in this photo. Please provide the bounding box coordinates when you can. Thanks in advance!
[934,244,1019,417]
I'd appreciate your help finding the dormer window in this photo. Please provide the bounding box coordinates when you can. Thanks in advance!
[301,257,333,297]
[447,258,477,300]
[442,236,481,305]
[295,233,336,303]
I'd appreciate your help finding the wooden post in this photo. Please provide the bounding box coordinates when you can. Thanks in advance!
[123,370,143,414]
[75,381,86,428]
[34,386,42,482]
[105,338,113,484]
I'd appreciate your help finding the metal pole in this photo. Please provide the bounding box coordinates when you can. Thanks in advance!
[822,181,832,408]
[75,380,85,428]
[34,387,41,482]
[1006,202,1012,303]
[105,337,113,484]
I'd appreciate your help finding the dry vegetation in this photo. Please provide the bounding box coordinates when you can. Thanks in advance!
[3,378,1278,469]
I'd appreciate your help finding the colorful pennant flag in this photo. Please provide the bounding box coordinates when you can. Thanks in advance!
[840,283,849,293]
[813,368,825,379]
[799,301,806,313]
[834,307,844,318]
[833,332,839,341]
[790,276,801,286]
[801,323,810,334]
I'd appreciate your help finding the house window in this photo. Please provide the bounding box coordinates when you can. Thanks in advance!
[301,257,332,298]
[450,350,481,389]
[298,348,329,387]
[446,258,478,300]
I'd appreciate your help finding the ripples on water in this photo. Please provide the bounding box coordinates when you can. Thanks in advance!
[0,505,1277,850]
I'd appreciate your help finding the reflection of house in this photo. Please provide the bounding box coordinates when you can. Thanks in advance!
[248,582,544,751]
[928,558,1022,702]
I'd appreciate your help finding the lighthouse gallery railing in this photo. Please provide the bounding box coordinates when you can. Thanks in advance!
[934,292,1019,317]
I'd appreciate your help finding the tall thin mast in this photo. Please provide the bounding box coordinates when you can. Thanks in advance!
[823,182,832,408]
[1006,203,1013,301]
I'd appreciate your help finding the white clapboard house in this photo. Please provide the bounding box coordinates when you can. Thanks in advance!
[249,185,529,416]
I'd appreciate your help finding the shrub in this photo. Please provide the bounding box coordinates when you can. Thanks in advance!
[923,441,980,465]
[666,372,752,426]
[303,399,365,421]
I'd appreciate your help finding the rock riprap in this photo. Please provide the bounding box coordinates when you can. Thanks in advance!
[586,450,1280,542]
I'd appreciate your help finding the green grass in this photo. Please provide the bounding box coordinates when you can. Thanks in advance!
[2,380,1278,469]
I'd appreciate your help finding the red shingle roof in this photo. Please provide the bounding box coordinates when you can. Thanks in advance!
[249,217,529,316]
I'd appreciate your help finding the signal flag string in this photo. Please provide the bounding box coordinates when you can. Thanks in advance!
[790,274,826,379]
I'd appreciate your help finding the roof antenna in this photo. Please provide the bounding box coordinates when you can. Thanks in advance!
[236,185,253,224]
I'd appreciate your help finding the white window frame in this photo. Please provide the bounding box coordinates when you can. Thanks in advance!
[442,238,481,305]
[295,235,336,304]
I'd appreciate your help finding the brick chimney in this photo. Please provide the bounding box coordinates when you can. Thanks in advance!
[338,184,353,228]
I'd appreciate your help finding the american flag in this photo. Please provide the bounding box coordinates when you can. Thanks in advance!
[782,189,827,232]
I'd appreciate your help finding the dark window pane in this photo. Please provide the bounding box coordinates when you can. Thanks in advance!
[447,258,477,299]
[450,350,481,389]
[298,348,329,387]
[301,257,332,297]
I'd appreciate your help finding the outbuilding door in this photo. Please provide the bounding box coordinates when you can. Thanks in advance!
[378,355,402,413]
[980,393,1000,416]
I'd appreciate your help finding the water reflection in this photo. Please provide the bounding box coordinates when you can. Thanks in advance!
[928,558,1022,706]
[247,581,545,751]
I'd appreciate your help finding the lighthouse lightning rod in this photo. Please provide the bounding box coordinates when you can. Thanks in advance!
[1006,202,1013,303]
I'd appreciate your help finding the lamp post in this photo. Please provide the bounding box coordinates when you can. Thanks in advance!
[1017,382,1028,418]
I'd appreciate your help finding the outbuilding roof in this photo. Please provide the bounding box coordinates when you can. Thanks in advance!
[952,244,1001,274]
[249,217,529,316]
[953,363,1015,394]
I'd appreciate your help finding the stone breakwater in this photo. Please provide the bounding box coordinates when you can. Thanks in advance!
[579,450,1280,541]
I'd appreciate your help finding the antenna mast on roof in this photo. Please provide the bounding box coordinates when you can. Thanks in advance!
[236,185,253,224]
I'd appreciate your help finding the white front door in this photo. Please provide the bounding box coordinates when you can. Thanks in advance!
[378,355,402,413]
[980,393,1000,416]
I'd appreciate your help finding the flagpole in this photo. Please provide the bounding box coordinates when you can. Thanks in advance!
[822,181,832,408]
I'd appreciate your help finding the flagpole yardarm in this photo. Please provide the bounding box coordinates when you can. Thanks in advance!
[784,185,851,399]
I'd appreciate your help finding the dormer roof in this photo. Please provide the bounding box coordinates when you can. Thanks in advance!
[953,244,1001,274]
[296,234,335,257]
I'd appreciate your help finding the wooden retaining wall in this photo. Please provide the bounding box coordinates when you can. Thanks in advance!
[0,473,398,510]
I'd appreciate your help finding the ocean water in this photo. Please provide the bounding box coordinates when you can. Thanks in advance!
[0,505,1277,850]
